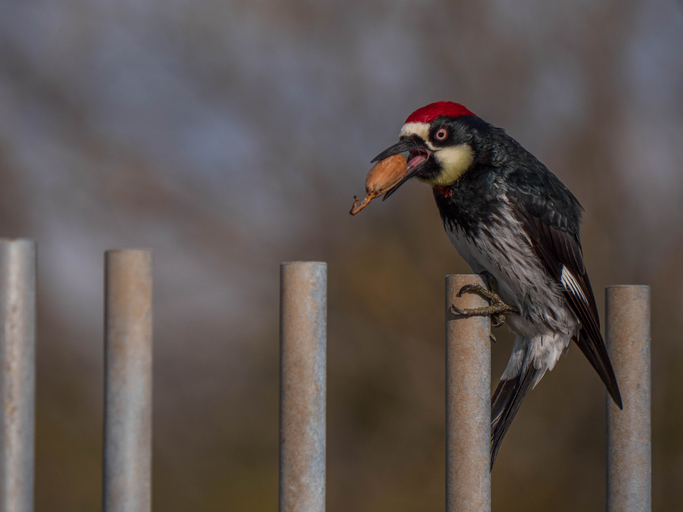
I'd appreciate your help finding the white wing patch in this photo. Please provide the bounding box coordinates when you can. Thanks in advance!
[560,265,588,304]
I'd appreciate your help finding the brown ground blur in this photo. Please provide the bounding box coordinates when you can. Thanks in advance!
[1,1,683,510]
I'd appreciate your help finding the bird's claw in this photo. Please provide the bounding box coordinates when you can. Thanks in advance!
[456,284,475,297]
[456,283,498,301]
[450,304,468,316]
[450,276,518,327]
[491,313,506,328]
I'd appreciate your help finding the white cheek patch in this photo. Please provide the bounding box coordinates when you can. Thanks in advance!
[425,144,474,186]
[399,122,429,140]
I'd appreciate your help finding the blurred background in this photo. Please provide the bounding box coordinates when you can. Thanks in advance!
[1,0,682,510]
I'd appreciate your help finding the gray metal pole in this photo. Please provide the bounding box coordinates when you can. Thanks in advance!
[606,285,651,512]
[279,262,326,512]
[445,275,491,512]
[0,240,36,512]
[104,250,152,512]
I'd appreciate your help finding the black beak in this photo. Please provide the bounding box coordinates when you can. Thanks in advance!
[371,136,430,200]
[371,135,426,162]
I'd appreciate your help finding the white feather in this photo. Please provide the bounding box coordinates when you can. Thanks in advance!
[560,265,588,304]
[399,122,429,140]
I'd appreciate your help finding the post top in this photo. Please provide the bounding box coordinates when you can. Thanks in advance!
[281,261,327,267]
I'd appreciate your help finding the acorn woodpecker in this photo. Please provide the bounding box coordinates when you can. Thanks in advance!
[372,101,622,468]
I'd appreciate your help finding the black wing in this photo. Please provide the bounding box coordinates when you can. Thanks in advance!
[506,169,623,408]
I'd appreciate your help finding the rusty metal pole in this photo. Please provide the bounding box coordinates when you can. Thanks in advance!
[606,285,651,512]
[0,240,36,512]
[445,275,491,512]
[279,262,326,512]
[104,250,152,512]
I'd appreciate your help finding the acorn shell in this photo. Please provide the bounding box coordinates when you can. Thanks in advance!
[350,154,408,215]
[364,154,408,196]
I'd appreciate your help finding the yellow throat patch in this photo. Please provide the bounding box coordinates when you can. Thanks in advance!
[419,144,474,186]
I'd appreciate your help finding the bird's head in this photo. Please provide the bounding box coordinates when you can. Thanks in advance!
[373,101,481,199]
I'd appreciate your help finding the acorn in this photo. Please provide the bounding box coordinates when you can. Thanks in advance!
[350,154,408,215]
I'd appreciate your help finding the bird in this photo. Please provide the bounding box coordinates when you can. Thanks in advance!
[371,101,622,468]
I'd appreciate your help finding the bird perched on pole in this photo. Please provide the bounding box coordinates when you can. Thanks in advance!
[372,101,622,468]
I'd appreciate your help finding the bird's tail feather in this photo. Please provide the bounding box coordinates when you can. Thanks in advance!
[490,364,541,469]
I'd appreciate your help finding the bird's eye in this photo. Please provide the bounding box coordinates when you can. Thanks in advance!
[435,128,448,141]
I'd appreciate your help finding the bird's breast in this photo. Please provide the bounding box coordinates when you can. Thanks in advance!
[445,225,488,275]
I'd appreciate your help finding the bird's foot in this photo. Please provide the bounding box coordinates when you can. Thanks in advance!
[450,276,518,328]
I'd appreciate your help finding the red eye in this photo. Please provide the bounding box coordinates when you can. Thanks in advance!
[435,128,448,140]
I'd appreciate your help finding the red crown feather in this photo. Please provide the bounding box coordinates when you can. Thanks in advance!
[405,101,475,124]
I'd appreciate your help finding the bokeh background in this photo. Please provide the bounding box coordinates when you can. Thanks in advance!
[2,0,683,510]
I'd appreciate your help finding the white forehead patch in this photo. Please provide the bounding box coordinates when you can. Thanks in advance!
[399,122,430,140]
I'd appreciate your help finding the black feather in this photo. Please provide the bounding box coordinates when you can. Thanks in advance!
[512,208,623,408]
[491,365,541,469]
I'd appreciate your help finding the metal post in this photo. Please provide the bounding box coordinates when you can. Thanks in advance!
[446,275,491,512]
[0,240,36,512]
[606,285,650,512]
[104,250,152,512]
[279,262,326,512]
